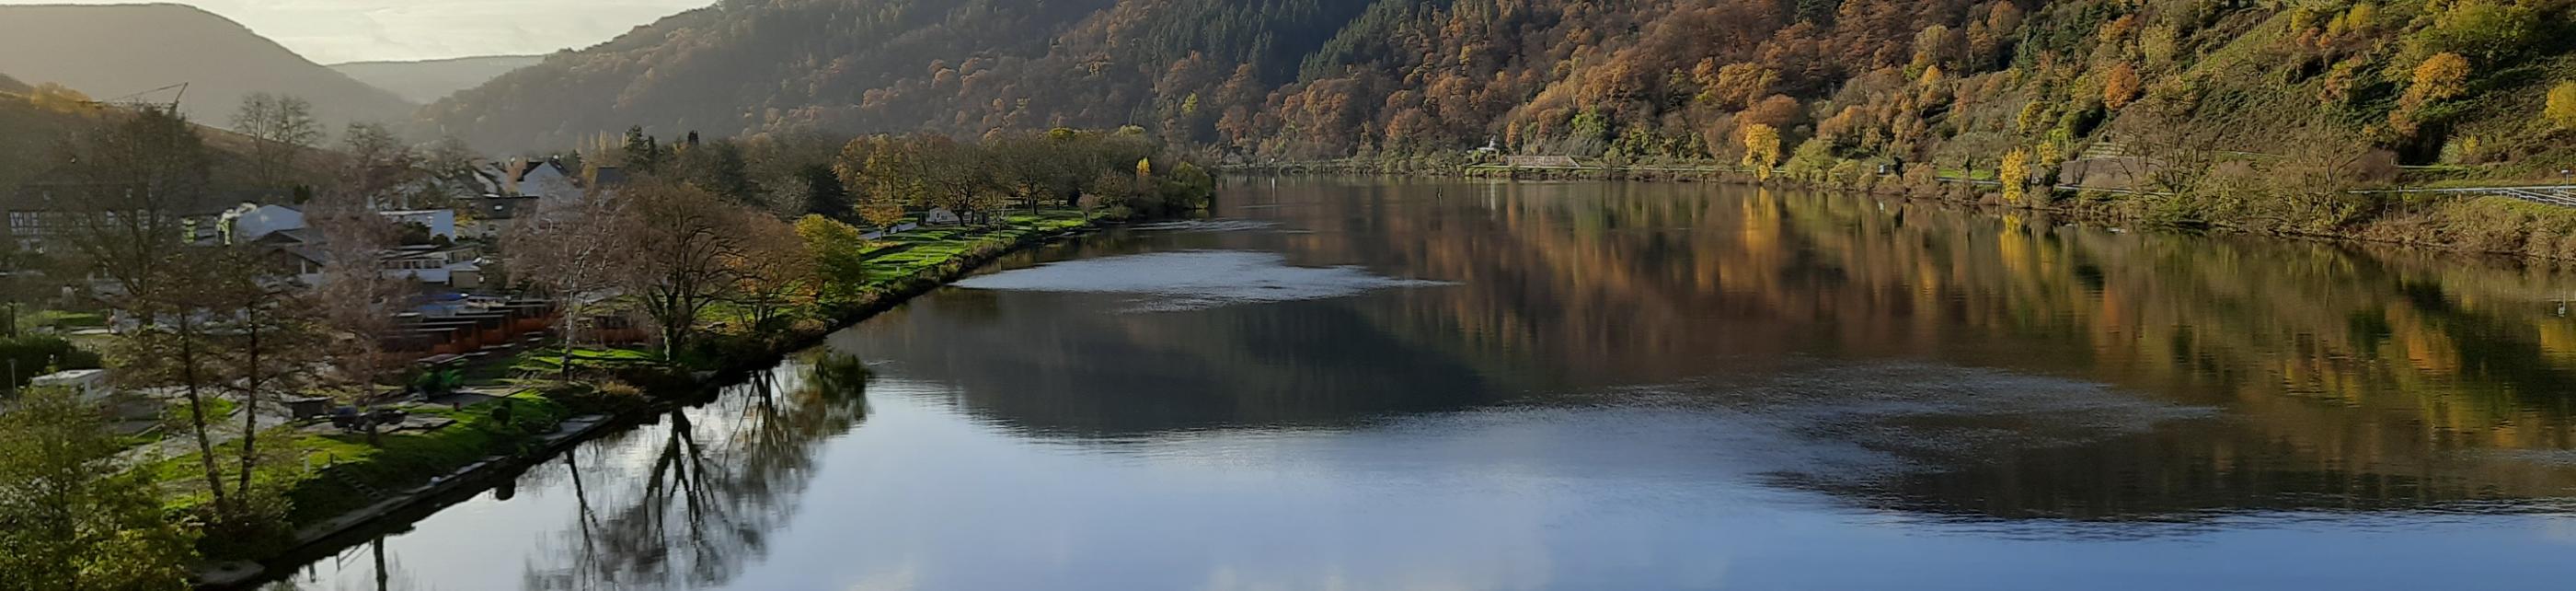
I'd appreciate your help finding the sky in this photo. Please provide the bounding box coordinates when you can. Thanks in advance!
[0,0,713,64]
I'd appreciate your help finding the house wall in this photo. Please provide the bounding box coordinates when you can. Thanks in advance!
[521,166,580,201]
[380,210,458,239]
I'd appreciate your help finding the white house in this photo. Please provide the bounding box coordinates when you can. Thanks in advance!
[506,159,583,203]
[380,209,458,240]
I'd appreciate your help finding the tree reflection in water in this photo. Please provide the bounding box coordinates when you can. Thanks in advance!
[522,353,873,590]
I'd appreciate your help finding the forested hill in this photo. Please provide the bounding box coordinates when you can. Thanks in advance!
[423,0,1374,151]
[431,0,2576,180]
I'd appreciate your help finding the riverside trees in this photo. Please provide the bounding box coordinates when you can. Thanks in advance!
[50,106,317,549]
[548,126,1213,363]
[617,181,757,360]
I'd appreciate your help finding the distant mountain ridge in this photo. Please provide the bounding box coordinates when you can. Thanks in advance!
[331,55,546,104]
[0,3,416,132]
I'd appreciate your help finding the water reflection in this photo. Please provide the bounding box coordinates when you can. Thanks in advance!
[269,354,871,591]
[851,179,2576,519]
[266,179,2576,590]
[522,354,870,589]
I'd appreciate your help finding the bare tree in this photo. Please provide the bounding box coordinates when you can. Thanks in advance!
[231,92,323,191]
[338,122,423,210]
[51,107,236,514]
[305,197,419,441]
[197,245,322,503]
[2111,92,2243,197]
[616,182,750,359]
[503,190,628,379]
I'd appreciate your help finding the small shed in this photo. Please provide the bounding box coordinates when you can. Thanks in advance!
[924,208,961,225]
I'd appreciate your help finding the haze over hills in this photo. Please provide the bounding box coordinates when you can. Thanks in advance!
[420,0,1367,151]
[330,54,546,104]
[0,3,417,133]
[422,0,2576,182]
[0,75,105,191]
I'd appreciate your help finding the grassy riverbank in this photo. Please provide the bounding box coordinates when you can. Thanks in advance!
[169,209,1103,579]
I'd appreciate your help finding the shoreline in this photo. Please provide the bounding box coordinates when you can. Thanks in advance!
[199,214,1110,589]
[1225,162,2576,267]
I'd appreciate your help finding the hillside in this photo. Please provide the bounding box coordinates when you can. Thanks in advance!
[426,0,2576,182]
[0,84,104,191]
[330,55,546,104]
[420,0,1373,150]
[0,3,417,133]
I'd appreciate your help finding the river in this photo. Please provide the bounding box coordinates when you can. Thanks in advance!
[267,178,2576,590]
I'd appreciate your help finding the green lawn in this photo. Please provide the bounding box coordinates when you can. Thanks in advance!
[18,309,105,330]
[141,389,569,527]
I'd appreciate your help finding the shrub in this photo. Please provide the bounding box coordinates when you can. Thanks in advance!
[0,335,101,389]
[2547,82,2576,132]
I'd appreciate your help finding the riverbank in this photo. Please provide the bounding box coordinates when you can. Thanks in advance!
[196,210,1107,588]
[1229,160,2576,264]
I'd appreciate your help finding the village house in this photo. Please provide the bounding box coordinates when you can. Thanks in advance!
[1,168,243,252]
[380,209,459,240]
[458,158,626,238]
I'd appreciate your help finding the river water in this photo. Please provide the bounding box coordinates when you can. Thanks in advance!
[270,178,2576,590]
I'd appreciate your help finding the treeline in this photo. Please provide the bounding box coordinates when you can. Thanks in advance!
[604,126,1212,226]
[510,124,1213,367]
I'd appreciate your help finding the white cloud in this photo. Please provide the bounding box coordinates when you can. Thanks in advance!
[0,0,712,63]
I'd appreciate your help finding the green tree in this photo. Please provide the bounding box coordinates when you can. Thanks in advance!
[677,138,761,205]
[796,164,851,219]
[2408,0,2538,63]
[794,214,869,287]
[0,388,200,591]
[622,126,666,175]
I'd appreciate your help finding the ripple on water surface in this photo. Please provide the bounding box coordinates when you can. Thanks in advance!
[952,249,1450,311]
[1126,218,1282,232]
